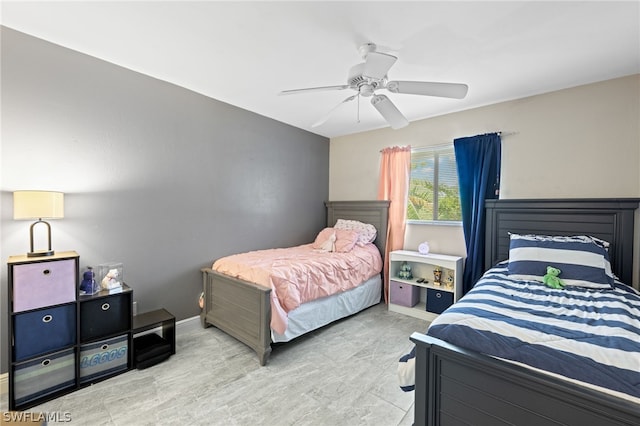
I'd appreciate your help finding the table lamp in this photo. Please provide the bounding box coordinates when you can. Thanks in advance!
[13,190,64,257]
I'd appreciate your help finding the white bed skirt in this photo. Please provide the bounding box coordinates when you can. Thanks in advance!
[271,274,382,343]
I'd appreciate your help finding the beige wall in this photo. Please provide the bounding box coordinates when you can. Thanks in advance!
[329,75,640,268]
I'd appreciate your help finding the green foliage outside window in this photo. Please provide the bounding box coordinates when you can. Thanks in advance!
[407,146,462,222]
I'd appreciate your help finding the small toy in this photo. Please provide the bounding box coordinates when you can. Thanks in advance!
[80,266,100,294]
[543,266,565,289]
[445,271,454,290]
[433,267,442,286]
[101,268,122,290]
[398,262,413,280]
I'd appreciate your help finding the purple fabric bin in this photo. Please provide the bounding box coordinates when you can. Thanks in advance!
[13,259,76,312]
[390,280,419,307]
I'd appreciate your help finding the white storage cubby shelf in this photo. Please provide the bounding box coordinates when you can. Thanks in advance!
[388,250,463,322]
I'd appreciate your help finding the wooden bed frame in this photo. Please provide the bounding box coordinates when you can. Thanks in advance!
[200,200,390,365]
[411,198,640,426]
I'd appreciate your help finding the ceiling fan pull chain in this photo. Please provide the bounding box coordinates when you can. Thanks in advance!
[357,93,361,123]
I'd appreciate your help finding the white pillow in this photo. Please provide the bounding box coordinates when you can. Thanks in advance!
[334,219,377,246]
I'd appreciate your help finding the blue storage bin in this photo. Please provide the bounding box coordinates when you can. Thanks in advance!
[13,303,76,361]
[426,288,454,314]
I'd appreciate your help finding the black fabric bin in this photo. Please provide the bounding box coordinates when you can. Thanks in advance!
[134,333,171,369]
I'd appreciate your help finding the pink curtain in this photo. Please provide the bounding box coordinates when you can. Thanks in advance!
[377,145,411,303]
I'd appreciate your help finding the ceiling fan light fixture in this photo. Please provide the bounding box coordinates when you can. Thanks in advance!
[359,83,376,97]
[371,94,408,129]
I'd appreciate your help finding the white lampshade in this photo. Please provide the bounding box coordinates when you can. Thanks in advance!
[13,191,64,220]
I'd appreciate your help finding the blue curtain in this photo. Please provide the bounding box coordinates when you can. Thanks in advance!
[454,133,501,294]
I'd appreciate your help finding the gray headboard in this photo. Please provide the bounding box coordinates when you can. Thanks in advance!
[325,200,390,261]
[485,198,640,285]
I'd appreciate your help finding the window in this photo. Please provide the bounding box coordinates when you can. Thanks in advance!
[407,145,462,223]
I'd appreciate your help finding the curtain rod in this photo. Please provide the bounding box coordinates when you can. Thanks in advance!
[468,131,519,137]
[380,131,519,152]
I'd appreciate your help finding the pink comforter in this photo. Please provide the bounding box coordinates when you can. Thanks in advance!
[212,243,383,334]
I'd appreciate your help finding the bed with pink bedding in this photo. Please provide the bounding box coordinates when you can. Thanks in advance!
[212,242,382,335]
[200,200,389,365]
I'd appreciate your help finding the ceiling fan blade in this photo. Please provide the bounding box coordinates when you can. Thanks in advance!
[371,94,408,129]
[362,51,397,80]
[386,81,469,99]
[311,95,357,128]
[279,85,349,96]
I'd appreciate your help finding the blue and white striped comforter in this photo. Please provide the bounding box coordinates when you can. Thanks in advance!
[427,264,640,398]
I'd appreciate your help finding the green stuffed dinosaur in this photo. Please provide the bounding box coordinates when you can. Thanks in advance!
[543,266,565,289]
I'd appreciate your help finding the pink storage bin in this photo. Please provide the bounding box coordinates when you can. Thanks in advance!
[13,259,76,312]
[390,280,419,307]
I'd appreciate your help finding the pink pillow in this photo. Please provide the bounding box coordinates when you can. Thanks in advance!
[334,229,359,253]
[312,228,358,253]
[312,228,335,250]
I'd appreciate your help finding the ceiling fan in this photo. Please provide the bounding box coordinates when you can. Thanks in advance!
[279,43,469,129]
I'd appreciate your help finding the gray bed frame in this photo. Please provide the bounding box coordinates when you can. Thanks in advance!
[411,198,640,426]
[201,200,390,365]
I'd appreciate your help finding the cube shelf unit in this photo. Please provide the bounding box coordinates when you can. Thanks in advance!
[132,308,176,369]
[7,251,133,411]
[388,250,463,321]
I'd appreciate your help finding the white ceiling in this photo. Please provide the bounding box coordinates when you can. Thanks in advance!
[2,1,639,139]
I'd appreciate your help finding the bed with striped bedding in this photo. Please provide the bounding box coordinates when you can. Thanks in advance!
[426,262,640,399]
[404,199,640,426]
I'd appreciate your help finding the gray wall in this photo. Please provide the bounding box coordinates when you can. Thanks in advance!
[0,27,329,373]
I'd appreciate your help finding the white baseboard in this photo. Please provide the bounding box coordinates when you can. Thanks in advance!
[176,315,200,333]
[134,314,199,336]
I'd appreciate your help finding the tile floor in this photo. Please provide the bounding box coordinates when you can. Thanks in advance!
[2,303,428,425]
